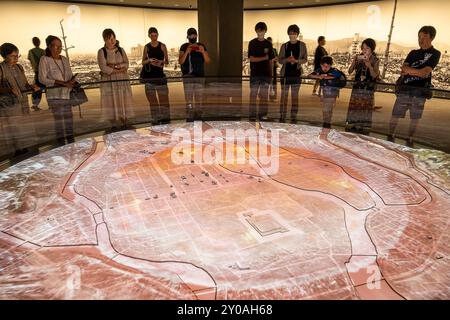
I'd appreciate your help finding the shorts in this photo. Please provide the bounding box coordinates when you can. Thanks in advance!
[392,93,426,120]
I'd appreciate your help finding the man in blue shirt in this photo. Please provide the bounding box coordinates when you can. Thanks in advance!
[309,56,343,128]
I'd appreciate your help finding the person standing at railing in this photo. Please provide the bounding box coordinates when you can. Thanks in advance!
[0,43,40,156]
[248,22,275,121]
[27,37,46,111]
[278,24,308,123]
[346,38,380,133]
[388,26,441,147]
[309,56,346,128]
[141,27,170,125]
[39,35,76,146]
[313,36,328,97]
[267,37,279,102]
[98,29,134,131]
[179,28,210,122]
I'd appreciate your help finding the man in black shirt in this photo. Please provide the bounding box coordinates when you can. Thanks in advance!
[278,24,308,123]
[248,22,275,121]
[179,28,211,121]
[388,26,441,146]
[313,36,328,96]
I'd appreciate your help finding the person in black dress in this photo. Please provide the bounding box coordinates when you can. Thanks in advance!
[142,27,170,125]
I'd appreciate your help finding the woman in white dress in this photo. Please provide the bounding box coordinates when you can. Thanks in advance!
[97,29,133,130]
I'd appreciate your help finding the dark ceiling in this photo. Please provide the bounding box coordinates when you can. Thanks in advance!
[41,0,378,10]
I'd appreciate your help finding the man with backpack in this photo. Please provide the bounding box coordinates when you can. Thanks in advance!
[309,56,347,128]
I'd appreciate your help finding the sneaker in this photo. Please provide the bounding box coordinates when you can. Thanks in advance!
[31,105,41,111]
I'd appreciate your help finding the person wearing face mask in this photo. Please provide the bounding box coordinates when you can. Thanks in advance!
[179,27,210,122]
[98,28,134,131]
[278,24,308,123]
[346,38,380,133]
[388,26,441,147]
[248,22,275,121]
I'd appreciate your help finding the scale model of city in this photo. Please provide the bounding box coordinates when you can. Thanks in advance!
[0,122,449,299]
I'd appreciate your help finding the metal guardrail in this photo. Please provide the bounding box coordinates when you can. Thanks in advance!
[20,76,450,100]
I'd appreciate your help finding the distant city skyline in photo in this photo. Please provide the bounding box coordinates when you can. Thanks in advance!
[0,0,449,56]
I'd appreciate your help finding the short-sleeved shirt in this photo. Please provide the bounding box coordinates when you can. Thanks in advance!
[313,67,342,98]
[248,38,275,77]
[401,47,441,88]
[284,41,302,77]
[28,48,45,73]
[180,42,207,77]
[314,46,328,70]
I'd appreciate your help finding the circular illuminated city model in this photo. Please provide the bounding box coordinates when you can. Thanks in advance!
[0,121,449,299]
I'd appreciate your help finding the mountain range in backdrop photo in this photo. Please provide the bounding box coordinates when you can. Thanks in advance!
[0,0,449,89]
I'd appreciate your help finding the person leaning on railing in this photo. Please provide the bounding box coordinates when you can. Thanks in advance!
[388,26,441,147]
[0,43,40,157]
[39,35,76,146]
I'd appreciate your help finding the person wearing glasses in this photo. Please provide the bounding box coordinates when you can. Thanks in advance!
[0,43,40,156]
[39,35,76,146]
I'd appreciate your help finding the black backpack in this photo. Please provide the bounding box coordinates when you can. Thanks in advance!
[332,69,347,88]
[102,47,124,60]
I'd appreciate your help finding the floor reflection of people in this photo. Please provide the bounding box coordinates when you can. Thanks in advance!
[98,29,134,131]
[0,43,40,157]
[141,27,170,125]
[248,22,275,121]
[179,28,210,122]
[39,36,76,146]
[278,24,307,123]
[346,38,380,134]
[309,56,342,128]
[267,37,279,102]
[388,26,441,147]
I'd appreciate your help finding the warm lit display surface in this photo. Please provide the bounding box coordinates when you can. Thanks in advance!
[0,122,449,299]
